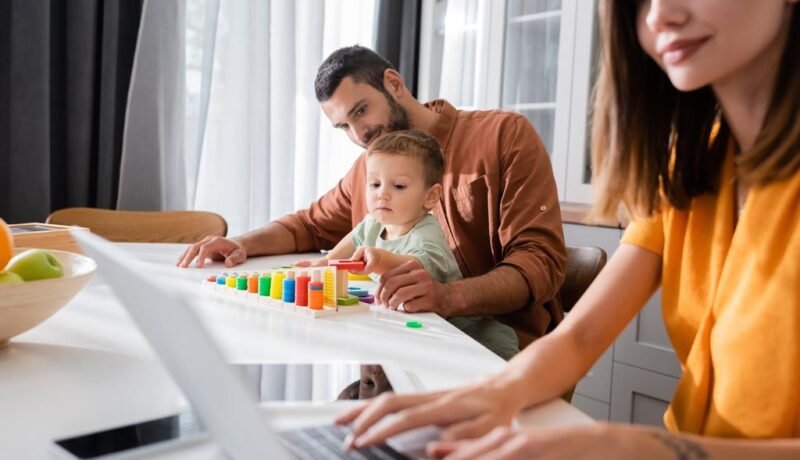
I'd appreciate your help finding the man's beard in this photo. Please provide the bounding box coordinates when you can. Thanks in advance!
[385,92,410,131]
[362,92,410,146]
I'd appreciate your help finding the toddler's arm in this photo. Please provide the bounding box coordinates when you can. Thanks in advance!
[295,230,357,267]
[352,247,421,275]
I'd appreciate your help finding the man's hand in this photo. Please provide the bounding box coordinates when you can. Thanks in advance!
[176,236,247,268]
[375,260,455,315]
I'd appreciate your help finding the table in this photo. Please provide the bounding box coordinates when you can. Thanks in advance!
[0,243,591,458]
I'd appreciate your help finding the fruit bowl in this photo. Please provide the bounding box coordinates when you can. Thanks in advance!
[0,248,96,347]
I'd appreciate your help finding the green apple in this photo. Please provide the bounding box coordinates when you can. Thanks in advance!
[0,271,24,284]
[5,249,64,281]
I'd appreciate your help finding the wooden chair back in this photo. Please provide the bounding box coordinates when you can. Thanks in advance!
[46,208,227,243]
[560,246,608,313]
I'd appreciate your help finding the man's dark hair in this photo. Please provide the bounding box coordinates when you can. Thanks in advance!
[314,45,395,102]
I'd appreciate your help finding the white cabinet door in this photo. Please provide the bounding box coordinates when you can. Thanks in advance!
[614,291,682,378]
[571,393,609,422]
[610,363,679,428]
[574,345,613,405]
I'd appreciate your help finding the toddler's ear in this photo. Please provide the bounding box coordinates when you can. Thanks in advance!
[425,183,443,209]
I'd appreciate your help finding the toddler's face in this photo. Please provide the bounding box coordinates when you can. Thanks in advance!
[365,153,437,228]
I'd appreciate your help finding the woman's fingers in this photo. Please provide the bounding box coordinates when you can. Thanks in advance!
[439,427,515,460]
[334,401,370,425]
[441,414,503,442]
[343,392,446,446]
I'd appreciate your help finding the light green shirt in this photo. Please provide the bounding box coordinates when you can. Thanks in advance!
[351,214,519,360]
[351,214,462,283]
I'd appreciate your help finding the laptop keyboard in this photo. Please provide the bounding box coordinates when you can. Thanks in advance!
[280,424,410,460]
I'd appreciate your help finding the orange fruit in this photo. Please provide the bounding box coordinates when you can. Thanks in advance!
[0,218,14,270]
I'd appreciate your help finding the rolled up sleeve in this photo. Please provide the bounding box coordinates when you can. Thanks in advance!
[275,155,364,252]
[496,116,567,305]
[620,211,665,256]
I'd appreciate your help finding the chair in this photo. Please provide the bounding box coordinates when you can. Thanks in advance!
[560,246,608,313]
[46,208,227,243]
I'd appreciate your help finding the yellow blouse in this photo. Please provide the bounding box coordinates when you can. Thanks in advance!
[621,147,800,438]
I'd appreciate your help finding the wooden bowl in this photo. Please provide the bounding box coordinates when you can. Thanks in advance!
[0,248,96,347]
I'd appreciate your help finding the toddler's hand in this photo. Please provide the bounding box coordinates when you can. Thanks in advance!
[352,247,383,274]
[294,257,328,267]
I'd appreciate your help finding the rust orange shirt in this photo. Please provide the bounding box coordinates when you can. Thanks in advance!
[276,100,567,343]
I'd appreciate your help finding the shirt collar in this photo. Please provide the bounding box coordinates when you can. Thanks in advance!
[423,99,458,156]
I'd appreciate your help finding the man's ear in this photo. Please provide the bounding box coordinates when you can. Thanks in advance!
[424,183,443,210]
[382,69,405,98]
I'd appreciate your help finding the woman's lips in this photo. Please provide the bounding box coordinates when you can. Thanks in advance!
[659,37,709,65]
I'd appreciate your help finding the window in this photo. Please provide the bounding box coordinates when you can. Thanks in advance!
[419,0,598,203]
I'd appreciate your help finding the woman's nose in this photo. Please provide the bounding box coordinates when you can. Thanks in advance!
[644,0,689,33]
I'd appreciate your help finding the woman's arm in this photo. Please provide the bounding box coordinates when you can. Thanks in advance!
[506,243,662,410]
[338,244,662,447]
[427,423,800,459]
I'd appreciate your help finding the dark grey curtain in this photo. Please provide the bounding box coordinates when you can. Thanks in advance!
[0,0,143,224]
[374,0,421,97]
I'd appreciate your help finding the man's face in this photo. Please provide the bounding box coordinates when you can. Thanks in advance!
[321,76,409,148]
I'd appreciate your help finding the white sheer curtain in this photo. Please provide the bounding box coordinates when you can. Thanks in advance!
[188,0,377,235]
[439,0,479,108]
[120,0,376,236]
[118,0,188,211]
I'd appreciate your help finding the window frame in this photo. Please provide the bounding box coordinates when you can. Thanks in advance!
[418,0,599,204]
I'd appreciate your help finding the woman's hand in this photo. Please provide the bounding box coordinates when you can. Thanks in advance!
[335,374,528,450]
[426,423,684,460]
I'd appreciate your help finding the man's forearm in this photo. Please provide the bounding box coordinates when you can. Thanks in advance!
[442,266,530,317]
[233,222,297,257]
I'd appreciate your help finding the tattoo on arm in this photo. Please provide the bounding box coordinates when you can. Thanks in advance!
[649,432,709,460]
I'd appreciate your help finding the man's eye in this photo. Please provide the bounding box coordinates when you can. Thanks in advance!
[355,106,366,116]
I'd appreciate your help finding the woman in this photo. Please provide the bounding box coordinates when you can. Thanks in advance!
[335,0,800,458]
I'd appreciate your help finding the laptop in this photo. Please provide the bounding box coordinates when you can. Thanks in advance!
[67,230,427,459]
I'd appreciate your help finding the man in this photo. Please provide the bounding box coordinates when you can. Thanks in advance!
[177,46,566,347]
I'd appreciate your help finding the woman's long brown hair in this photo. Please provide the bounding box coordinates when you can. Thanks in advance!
[591,1,800,220]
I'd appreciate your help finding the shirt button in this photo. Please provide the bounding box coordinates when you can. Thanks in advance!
[539,205,547,211]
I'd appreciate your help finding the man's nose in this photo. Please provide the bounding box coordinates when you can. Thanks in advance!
[354,125,371,145]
